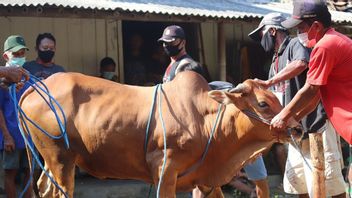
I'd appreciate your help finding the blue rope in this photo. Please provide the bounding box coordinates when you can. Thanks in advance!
[26,75,69,147]
[8,75,69,198]
[288,128,312,171]
[145,85,159,153]
[156,84,167,198]
[178,104,223,177]
[145,84,223,197]
[200,104,223,162]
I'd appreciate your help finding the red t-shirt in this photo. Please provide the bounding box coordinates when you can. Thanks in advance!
[307,28,352,144]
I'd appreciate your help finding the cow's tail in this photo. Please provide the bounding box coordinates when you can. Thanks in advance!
[18,86,41,196]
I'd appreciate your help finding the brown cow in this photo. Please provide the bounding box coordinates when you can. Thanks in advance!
[20,71,300,198]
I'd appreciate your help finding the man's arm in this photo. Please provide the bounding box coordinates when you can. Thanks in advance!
[294,92,320,121]
[0,109,15,152]
[0,66,29,83]
[255,60,307,89]
[271,82,320,129]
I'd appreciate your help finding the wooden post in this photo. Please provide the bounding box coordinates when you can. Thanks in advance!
[309,133,325,198]
[217,22,226,81]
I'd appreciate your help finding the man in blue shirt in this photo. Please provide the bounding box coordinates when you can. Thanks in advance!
[0,35,31,198]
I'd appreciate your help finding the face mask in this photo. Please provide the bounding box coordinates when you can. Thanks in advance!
[298,23,319,48]
[163,41,182,57]
[297,31,309,47]
[38,50,55,63]
[8,57,26,67]
[102,72,115,80]
[260,30,275,52]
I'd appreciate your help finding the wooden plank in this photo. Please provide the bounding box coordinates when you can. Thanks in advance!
[95,19,107,77]
[21,17,39,60]
[106,19,119,79]
[81,18,97,76]
[200,22,218,80]
[0,17,11,65]
[53,18,69,71]
[38,17,54,34]
[5,17,37,60]
[67,18,82,72]
[116,20,123,82]
[218,22,226,81]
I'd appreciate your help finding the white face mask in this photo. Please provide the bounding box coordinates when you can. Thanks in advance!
[297,31,309,47]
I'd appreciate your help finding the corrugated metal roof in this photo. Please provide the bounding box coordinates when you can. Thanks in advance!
[1,0,351,23]
[253,2,352,23]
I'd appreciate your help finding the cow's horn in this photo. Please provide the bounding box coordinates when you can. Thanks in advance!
[229,83,249,93]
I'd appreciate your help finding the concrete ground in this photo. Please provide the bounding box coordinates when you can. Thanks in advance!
[0,171,296,198]
[71,174,297,198]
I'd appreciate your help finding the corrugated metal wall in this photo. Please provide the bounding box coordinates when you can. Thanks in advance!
[0,17,122,78]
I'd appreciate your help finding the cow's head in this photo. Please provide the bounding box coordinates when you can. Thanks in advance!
[208,79,302,143]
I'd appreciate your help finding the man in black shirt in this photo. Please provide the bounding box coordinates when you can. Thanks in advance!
[158,25,204,83]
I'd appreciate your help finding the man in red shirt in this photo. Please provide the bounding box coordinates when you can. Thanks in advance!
[270,0,352,194]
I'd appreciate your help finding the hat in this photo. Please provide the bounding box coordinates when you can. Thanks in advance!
[281,0,330,28]
[4,35,28,52]
[158,25,185,43]
[248,13,287,42]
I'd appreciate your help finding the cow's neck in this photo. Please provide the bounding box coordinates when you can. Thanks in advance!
[196,102,275,186]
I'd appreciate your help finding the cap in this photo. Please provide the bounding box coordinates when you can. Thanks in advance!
[281,0,330,28]
[158,25,185,43]
[248,13,287,42]
[4,35,28,52]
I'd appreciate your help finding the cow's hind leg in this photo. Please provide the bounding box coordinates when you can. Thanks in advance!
[50,160,75,198]
[37,156,76,198]
[37,167,53,198]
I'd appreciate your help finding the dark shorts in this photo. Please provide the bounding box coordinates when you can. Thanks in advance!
[1,149,29,169]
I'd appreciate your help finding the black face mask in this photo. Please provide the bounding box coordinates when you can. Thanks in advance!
[163,42,182,57]
[260,31,275,52]
[38,50,55,63]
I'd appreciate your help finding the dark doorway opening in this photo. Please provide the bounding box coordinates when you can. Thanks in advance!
[122,21,199,85]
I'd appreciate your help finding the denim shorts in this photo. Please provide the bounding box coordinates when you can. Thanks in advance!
[243,155,268,181]
[1,149,29,169]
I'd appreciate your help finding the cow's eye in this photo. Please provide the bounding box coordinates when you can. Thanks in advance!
[258,101,268,108]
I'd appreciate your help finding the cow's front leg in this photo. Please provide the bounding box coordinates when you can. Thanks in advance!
[154,165,177,198]
[150,153,178,198]
[196,185,224,198]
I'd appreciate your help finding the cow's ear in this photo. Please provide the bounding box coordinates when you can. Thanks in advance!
[208,90,232,104]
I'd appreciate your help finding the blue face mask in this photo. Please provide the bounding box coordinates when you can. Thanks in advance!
[102,72,116,80]
[8,57,26,67]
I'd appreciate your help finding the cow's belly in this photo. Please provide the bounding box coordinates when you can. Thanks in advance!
[72,127,153,182]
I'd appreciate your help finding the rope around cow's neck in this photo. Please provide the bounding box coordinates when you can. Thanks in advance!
[145,84,223,197]
[9,74,69,198]
[145,84,166,198]
[177,104,223,178]
[242,109,312,171]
